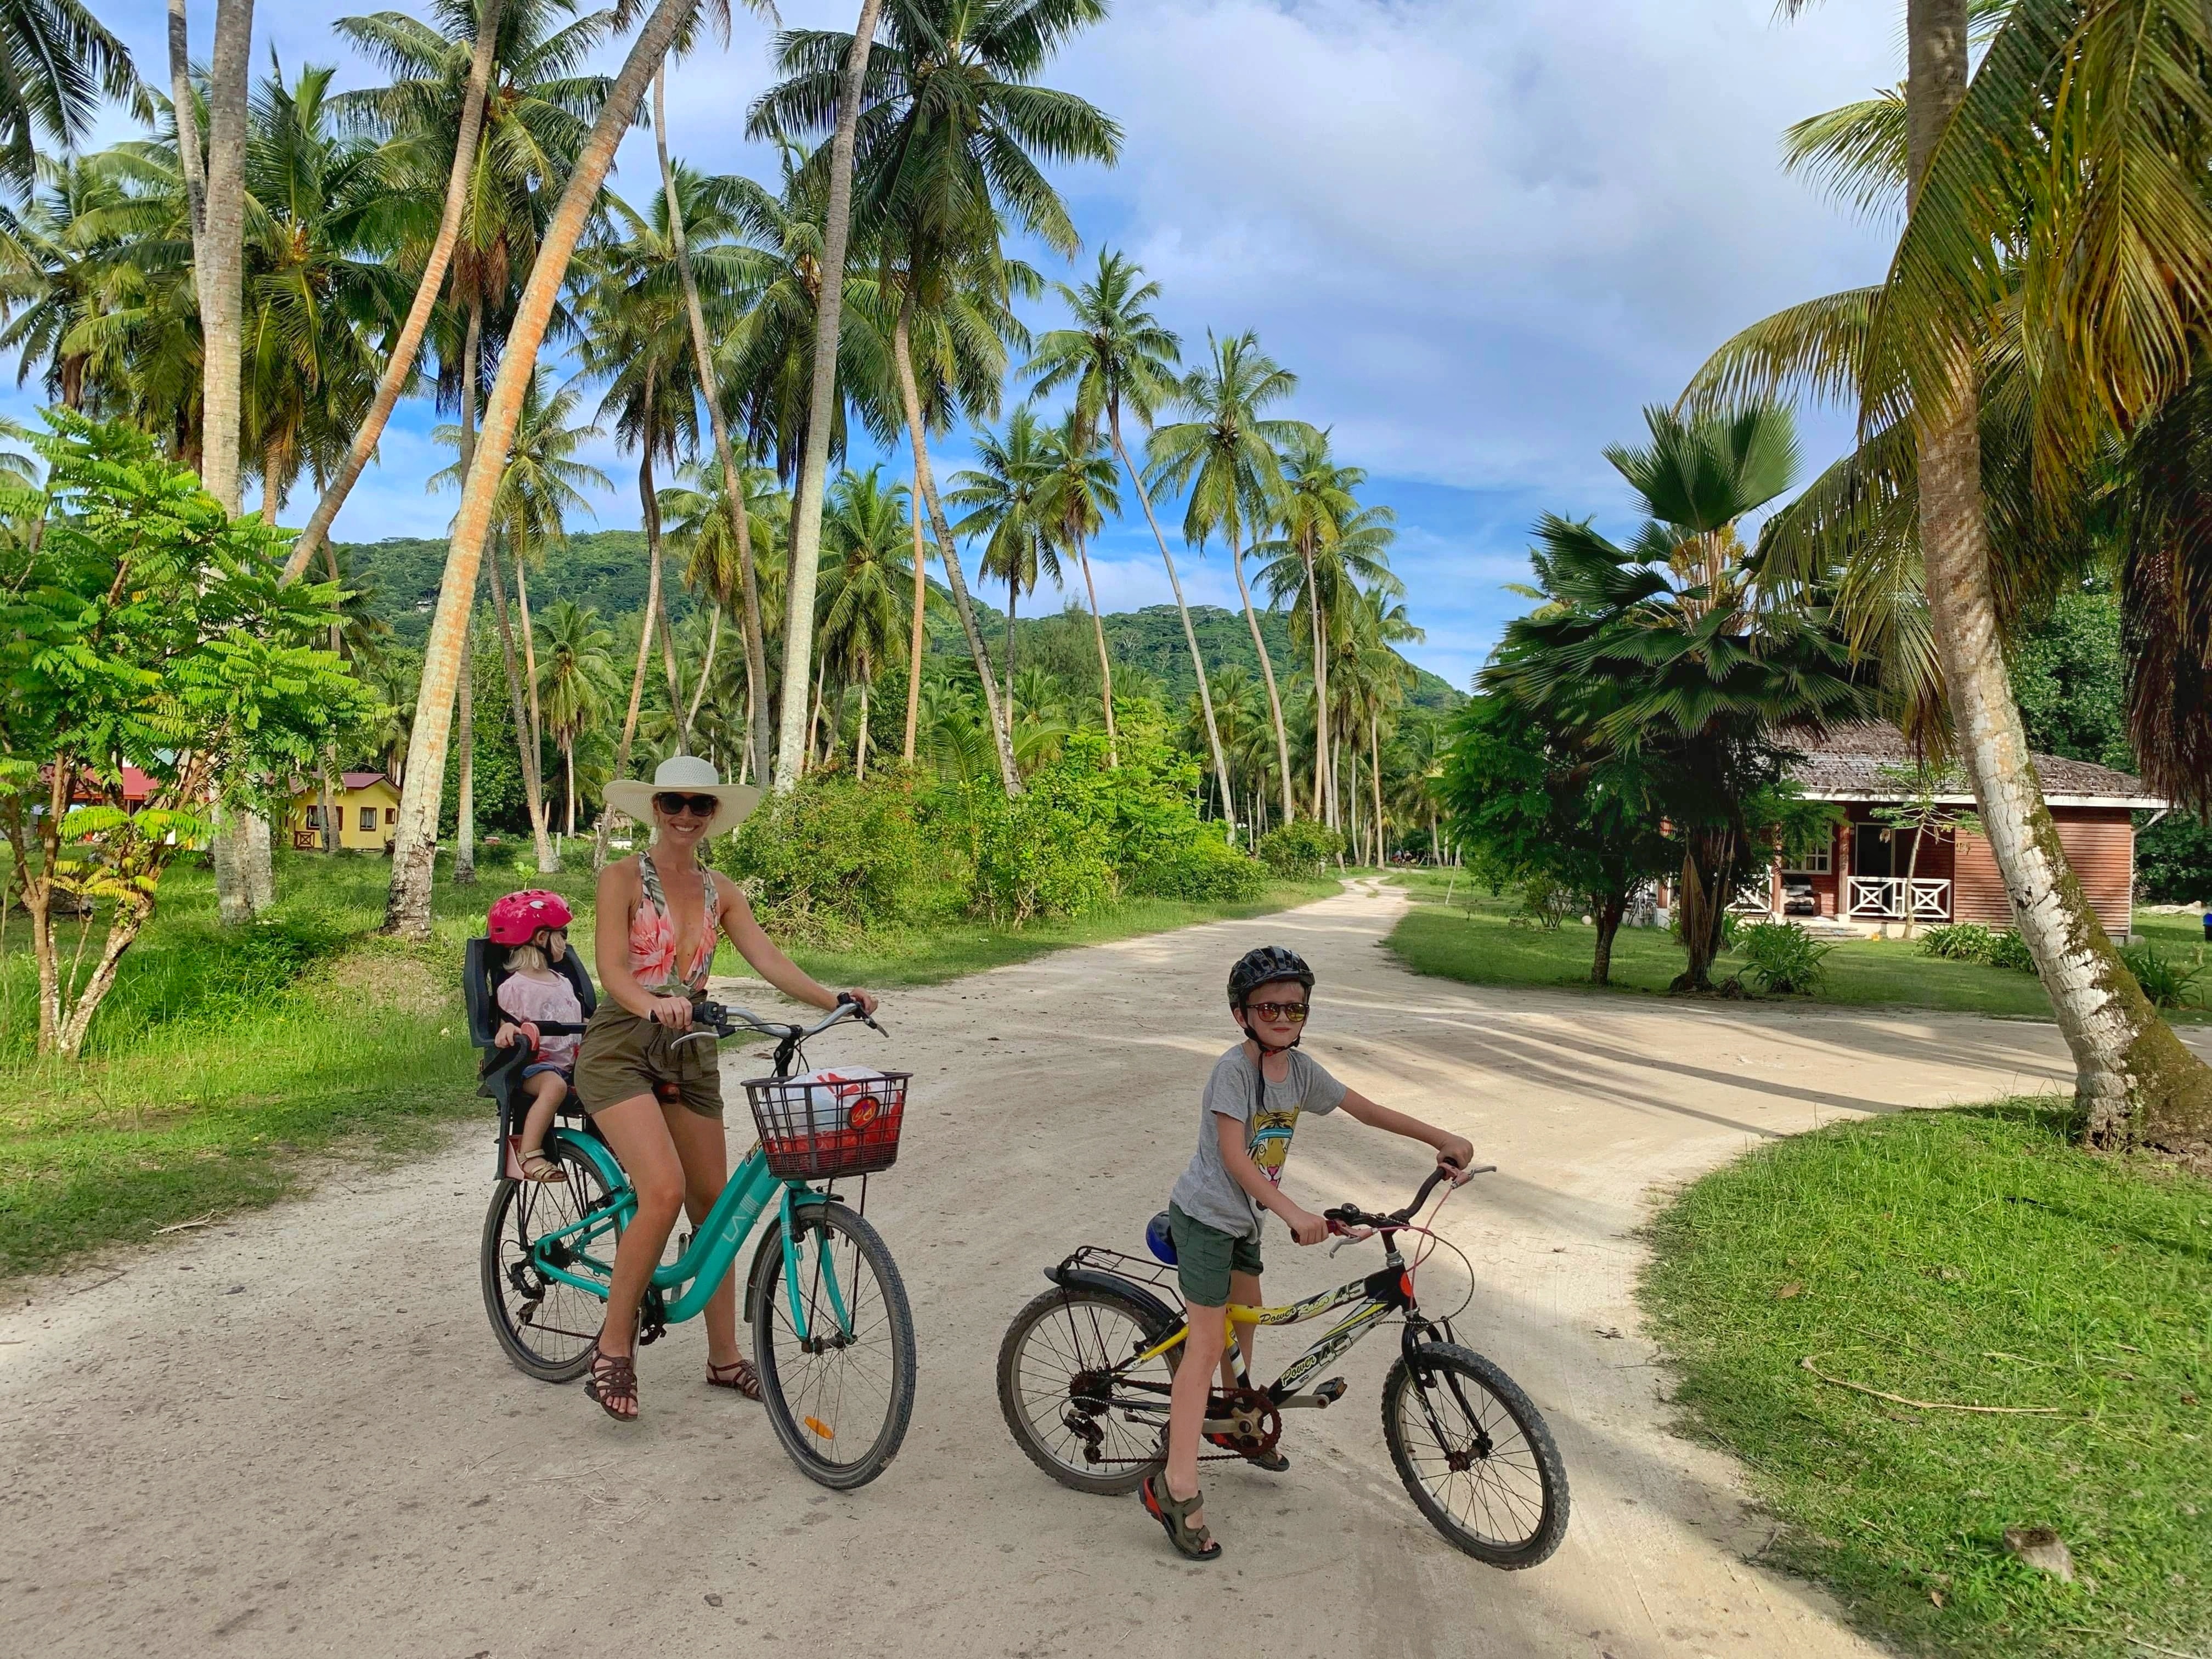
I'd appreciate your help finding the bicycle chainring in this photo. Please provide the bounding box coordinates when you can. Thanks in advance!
[1210,1385,1282,1460]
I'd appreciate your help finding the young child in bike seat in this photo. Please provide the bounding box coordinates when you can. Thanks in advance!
[488,890,582,1184]
[1142,944,1475,1564]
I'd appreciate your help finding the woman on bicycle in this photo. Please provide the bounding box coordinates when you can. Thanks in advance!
[573,754,877,1422]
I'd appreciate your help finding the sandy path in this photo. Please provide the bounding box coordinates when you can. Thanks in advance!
[4,880,2170,1659]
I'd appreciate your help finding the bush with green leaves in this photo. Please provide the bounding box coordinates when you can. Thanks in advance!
[2119,944,2202,1010]
[1508,874,1576,931]
[1735,921,1832,995]
[1257,821,1344,878]
[716,776,960,944]
[1984,930,2038,974]
[1917,922,1999,961]
[967,765,1117,927]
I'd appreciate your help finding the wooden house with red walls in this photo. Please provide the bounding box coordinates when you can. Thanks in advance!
[1728,721,2163,940]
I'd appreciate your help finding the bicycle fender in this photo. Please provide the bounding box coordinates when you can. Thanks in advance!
[1043,1263,1182,1335]
[552,1124,625,1195]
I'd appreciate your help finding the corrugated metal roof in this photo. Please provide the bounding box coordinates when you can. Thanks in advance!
[1785,721,2163,806]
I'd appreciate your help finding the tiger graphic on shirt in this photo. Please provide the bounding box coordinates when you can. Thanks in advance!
[1247,1106,1302,1188]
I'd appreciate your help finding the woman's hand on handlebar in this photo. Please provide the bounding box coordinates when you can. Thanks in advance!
[646,995,694,1032]
[836,988,878,1018]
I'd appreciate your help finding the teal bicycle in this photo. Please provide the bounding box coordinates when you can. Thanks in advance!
[479,997,917,1489]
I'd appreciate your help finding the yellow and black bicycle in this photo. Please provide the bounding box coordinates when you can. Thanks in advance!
[996,1167,1570,1568]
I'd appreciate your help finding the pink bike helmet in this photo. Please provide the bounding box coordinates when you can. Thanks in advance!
[488,889,573,947]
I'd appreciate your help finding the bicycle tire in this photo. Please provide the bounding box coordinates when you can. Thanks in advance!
[479,1134,616,1383]
[750,1199,916,1491]
[1381,1341,1570,1568]
[997,1282,1180,1496]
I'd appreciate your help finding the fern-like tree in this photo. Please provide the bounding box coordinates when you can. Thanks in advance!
[815,465,912,778]
[1036,409,1122,763]
[947,405,1049,713]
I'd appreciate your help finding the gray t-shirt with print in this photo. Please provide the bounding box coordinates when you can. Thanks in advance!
[1169,1044,1347,1240]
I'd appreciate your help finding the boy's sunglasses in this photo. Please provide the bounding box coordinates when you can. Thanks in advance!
[654,792,719,817]
[1247,1001,1310,1023]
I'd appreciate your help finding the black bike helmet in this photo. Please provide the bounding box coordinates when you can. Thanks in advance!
[1227,945,1314,1009]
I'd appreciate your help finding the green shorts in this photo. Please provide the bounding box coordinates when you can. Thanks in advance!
[1167,1202,1263,1308]
[572,1002,725,1121]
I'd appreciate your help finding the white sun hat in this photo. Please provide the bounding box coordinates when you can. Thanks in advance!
[602,754,761,839]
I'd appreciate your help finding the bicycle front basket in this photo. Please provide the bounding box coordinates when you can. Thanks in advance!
[743,1067,910,1180]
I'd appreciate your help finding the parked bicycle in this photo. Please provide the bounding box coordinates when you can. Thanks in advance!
[481,996,918,1489]
[996,1166,1570,1566]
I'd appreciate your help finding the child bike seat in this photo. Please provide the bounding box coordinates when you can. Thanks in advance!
[1146,1210,1178,1266]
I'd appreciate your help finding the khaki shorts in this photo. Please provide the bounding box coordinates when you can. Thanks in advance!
[1167,1202,1263,1307]
[572,1002,725,1121]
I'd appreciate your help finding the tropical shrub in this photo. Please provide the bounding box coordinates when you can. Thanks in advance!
[718,777,957,944]
[1736,922,1831,995]
[1508,874,1576,932]
[1128,833,1266,903]
[2119,944,2203,1011]
[1984,930,2038,974]
[1917,922,1999,961]
[969,771,1116,927]
[1257,821,1343,878]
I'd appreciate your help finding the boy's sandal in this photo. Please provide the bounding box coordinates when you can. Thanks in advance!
[1141,1474,1222,1561]
[706,1357,763,1401]
[584,1344,639,1423]
[520,1149,567,1183]
[1208,1432,1290,1473]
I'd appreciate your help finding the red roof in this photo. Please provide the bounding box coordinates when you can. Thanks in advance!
[63,765,154,806]
[340,771,393,792]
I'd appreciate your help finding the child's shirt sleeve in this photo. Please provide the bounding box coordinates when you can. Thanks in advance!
[1201,1051,1256,1127]
[1293,1052,1348,1116]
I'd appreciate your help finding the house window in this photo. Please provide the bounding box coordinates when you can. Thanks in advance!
[385,807,397,825]
[1781,842,1832,875]
[359,806,377,833]
[305,805,323,829]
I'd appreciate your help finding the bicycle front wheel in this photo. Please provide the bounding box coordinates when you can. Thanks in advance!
[480,1132,617,1382]
[1382,1341,1570,1568]
[749,1199,916,1491]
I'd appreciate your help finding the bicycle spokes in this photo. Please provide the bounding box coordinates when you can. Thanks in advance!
[1397,1362,1549,1549]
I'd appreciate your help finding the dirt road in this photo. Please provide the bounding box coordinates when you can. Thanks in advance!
[3,881,2140,1658]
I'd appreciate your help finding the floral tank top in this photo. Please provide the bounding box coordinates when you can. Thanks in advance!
[629,852,720,997]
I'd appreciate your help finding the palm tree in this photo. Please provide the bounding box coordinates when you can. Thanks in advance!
[662,457,787,771]
[947,407,1050,712]
[1026,249,1237,831]
[1036,409,1122,763]
[536,598,616,834]
[746,0,886,793]
[1147,330,1314,825]
[283,0,518,583]
[1335,589,1419,863]
[383,0,709,938]
[1732,1,2212,1144]
[815,466,912,778]
[752,0,1121,796]
[0,0,144,199]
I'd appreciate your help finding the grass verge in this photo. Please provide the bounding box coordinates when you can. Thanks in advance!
[1385,871,2211,1022]
[0,852,1342,1280]
[1639,1103,2212,1658]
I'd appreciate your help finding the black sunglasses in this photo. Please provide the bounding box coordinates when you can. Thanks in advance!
[654,792,720,817]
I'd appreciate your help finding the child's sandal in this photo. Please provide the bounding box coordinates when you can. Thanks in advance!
[520,1149,567,1183]
[1141,1474,1222,1561]
[584,1344,639,1423]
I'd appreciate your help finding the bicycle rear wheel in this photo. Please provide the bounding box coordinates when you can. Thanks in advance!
[997,1282,1179,1496]
[749,1199,915,1491]
[1382,1341,1570,1568]
[480,1131,617,1382]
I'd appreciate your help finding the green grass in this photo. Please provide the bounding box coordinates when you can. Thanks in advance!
[1639,1104,2212,1658]
[0,849,1342,1280]
[1385,870,2212,1022]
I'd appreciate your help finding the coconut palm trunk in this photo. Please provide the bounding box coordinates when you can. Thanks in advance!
[284,0,506,584]
[167,0,208,260]
[1369,706,1385,864]
[599,458,665,871]
[456,620,476,883]
[484,539,557,871]
[1895,0,2211,1147]
[1302,538,1331,827]
[1073,537,1118,765]
[643,468,686,746]
[685,601,721,733]
[1229,526,1295,824]
[386,0,704,936]
[902,478,926,764]
[774,0,886,793]
[889,296,1020,793]
[855,667,870,781]
[1002,574,1017,711]
[654,60,769,782]
[1107,406,1233,839]
[513,550,544,758]
[562,738,576,836]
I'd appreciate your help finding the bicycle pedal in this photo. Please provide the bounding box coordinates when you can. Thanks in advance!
[1314,1377,1348,1407]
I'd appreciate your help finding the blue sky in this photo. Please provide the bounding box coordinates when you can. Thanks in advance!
[43,0,1905,690]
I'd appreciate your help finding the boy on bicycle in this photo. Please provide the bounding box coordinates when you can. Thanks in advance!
[1142,945,1474,1561]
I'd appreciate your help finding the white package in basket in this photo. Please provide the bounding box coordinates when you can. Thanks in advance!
[775,1066,896,1136]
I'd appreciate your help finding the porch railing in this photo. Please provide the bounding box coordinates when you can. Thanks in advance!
[1847,876,1951,921]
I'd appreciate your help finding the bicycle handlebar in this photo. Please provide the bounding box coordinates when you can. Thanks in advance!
[685,994,885,1043]
[1322,1160,1496,1235]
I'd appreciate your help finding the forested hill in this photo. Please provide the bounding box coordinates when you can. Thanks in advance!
[338,531,1466,712]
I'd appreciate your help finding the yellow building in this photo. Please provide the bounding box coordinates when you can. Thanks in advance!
[285,771,401,851]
